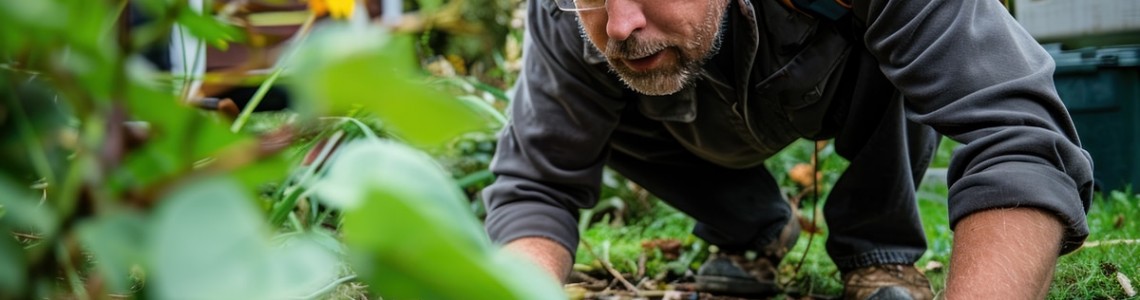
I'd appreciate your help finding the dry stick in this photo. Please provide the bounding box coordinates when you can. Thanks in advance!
[12,232,42,240]
[585,290,677,298]
[579,240,640,294]
[636,252,647,281]
[1082,239,1140,248]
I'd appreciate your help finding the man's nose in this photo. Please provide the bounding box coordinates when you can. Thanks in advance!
[604,0,646,41]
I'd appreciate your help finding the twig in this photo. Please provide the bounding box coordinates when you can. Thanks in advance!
[636,252,647,281]
[782,144,821,286]
[583,290,678,298]
[12,232,42,240]
[579,240,639,294]
[1082,239,1140,248]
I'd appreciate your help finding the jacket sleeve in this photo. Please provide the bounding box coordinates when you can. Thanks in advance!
[853,0,1094,253]
[481,1,627,256]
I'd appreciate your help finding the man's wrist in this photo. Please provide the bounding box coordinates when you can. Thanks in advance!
[504,236,574,283]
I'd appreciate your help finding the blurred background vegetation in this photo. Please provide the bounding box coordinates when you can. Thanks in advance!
[0,0,1136,299]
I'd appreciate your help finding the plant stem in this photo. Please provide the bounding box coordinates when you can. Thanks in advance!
[295,275,357,300]
[3,86,57,185]
[455,169,493,188]
[230,12,318,133]
[288,212,305,231]
[269,130,344,227]
[320,117,380,140]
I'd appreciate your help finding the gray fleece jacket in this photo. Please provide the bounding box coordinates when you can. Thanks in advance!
[482,0,1094,257]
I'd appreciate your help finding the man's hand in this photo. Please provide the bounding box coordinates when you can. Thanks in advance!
[945,207,1065,299]
[504,237,573,283]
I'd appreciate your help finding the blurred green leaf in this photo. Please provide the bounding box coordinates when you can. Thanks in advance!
[232,151,292,191]
[0,226,26,298]
[150,176,339,299]
[418,0,445,12]
[131,0,175,18]
[318,140,564,299]
[76,211,149,294]
[1,73,73,182]
[0,1,66,33]
[114,76,248,190]
[290,25,499,149]
[0,177,57,235]
[176,8,246,50]
[0,228,25,298]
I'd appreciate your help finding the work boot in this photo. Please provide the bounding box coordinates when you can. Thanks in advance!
[842,264,935,300]
[695,218,801,296]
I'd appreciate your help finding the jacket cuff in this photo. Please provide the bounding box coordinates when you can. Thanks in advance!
[948,161,1092,254]
[484,200,580,258]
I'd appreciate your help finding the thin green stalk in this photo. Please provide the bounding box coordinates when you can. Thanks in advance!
[455,169,494,188]
[457,95,507,126]
[57,244,89,300]
[269,130,345,226]
[177,25,193,100]
[230,13,318,133]
[100,0,131,45]
[320,117,380,140]
[288,212,304,231]
[3,86,57,185]
[295,275,357,300]
[314,208,334,227]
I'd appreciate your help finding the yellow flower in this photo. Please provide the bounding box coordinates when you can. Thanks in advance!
[308,0,355,19]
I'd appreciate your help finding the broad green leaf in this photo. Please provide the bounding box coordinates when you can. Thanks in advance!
[290,25,499,149]
[319,141,564,299]
[150,177,339,299]
[75,211,149,294]
[0,226,26,298]
[0,0,66,32]
[114,75,249,190]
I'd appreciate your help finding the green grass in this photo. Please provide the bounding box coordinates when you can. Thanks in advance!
[576,138,1140,298]
[777,176,953,297]
[575,200,701,280]
[1049,189,1140,299]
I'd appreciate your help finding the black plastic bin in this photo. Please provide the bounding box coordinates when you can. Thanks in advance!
[1047,44,1140,192]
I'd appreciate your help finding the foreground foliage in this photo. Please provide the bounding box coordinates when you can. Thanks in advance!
[0,0,559,298]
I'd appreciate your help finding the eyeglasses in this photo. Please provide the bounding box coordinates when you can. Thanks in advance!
[554,0,606,11]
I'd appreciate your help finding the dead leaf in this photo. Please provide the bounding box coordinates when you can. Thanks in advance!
[641,239,683,260]
[788,163,816,188]
[1118,271,1136,297]
[923,261,944,273]
[796,212,825,235]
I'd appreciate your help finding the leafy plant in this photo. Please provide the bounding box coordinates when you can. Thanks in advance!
[0,0,561,299]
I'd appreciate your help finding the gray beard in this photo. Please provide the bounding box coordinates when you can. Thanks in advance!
[578,3,729,96]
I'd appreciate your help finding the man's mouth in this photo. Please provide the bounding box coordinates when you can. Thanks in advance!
[621,50,667,72]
